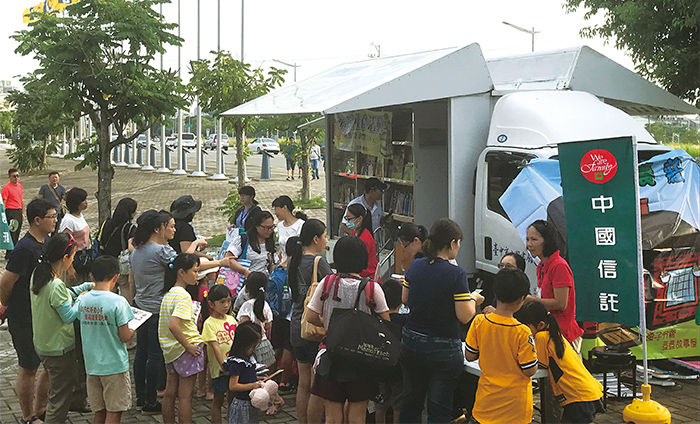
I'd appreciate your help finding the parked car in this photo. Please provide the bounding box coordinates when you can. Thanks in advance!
[247,137,280,154]
[204,133,229,151]
[165,132,197,148]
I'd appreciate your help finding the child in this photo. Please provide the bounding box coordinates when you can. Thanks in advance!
[515,301,605,424]
[465,267,538,424]
[237,272,275,369]
[225,321,264,424]
[376,278,406,424]
[202,284,238,424]
[79,255,135,424]
[195,267,219,400]
[158,253,205,424]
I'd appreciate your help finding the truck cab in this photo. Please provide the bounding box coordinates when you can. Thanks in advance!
[473,91,672,286]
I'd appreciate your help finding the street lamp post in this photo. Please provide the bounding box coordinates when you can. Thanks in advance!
[272,59,300,82]
[502,21,539,52]
[210,0,227,180]
[156,0,170,173]
[191,0,205,177]
[173,0,186,175]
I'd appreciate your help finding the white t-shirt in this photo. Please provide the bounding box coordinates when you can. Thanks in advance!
[237,298,273,340]
[59,213,91,249]
[276,219,304,262]
[227,233,271,275]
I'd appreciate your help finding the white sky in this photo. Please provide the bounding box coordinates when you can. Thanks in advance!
[2,0,633,90]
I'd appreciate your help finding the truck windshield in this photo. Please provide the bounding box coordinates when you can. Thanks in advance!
[486,151,536,219]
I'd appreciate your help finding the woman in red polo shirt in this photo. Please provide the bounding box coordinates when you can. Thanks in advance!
[343,203,378,281]
[525,219,584,354]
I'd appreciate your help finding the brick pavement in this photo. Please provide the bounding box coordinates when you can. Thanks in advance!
[1,144,698,423]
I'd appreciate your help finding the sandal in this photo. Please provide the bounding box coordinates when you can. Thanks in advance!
[24,415,42,424]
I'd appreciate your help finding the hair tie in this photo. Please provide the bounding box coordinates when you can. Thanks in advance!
[203,291,208,298]
[259,287,265,293]
[168,263,174,269]
[296,240,303,246]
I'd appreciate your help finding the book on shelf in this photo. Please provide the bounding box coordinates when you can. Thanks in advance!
[389,190,413,217]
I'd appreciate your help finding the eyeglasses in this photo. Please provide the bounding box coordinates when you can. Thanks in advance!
[498,263,517,270]
[258,225,275,231]
[64,235,75,254]
[399,239,412,248]
[10,174,19,178]
[344,215,358,221]
[43,214,58,220]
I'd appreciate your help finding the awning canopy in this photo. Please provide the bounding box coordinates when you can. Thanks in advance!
[223,44,698,118]
[222,44,493,116]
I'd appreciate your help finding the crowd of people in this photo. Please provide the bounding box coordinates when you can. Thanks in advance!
[0,171,605,424]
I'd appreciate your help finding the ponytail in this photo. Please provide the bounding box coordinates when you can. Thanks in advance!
[286,236,303,302]
[244,271,269,322]
[422,218,463,260]
[163,253,200,294]
[514,300,566,359]
[32,233,76,295]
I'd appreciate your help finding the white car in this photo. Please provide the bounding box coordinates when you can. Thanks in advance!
[247,138,280,154]
[165,133,197,149]
[204,134,229,151]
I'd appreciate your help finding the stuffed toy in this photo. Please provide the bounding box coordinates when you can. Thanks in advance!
[249,380,285,415]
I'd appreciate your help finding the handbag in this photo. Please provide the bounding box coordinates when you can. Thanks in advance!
[117,224,132,275]
[324,278,401,371]
[216,233,250,297]
[300,256,326,342]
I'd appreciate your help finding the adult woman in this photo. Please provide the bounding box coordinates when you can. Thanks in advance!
[130,210,221,413]
[99,197,137,304]
[344,204,377,281]
[272,195,307,264]
[168,195,212,260]
[226,211,277,314]
[400,218,484,423]
[306,236,390,424]
[482,252,527,314]
[286,219,332,424]
[397,222,428,260]
[232,186,262,232]
[525,220,583,353]
[59,188,90,250]
[30,233,93,423]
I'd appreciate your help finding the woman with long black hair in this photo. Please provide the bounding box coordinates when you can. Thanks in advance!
[285,219,332,424]
[30,233,93,423]
[99,197,137,304]
[344,203,377,280]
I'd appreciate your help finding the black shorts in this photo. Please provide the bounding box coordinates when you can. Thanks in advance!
[292,341,320,365]
[270,318,292,351]
[562,398,605,423]
[8,321,41,370]
[311,373,377,403]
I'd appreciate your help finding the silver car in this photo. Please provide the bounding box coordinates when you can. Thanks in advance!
[247,138,280,154]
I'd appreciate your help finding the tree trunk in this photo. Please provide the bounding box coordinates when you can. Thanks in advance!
[96,113,114,225]
[235,123,245,188]
[41,136,49,170]
[300,131,310,201]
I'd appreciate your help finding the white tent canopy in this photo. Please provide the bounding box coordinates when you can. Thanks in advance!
[222,43,698,118]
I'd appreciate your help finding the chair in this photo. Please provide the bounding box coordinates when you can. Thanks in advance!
[588,345,636,408]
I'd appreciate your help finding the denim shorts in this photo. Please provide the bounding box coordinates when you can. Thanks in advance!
[293,341,320,365]
[211,375,230,396]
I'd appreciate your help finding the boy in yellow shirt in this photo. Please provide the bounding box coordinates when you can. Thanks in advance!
[465,267,537,424]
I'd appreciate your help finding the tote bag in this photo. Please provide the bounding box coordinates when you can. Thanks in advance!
[216,233,249,297]
[300,256,325,342]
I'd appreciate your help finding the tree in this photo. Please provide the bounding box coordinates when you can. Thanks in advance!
[189,51,286,186]
[13,0,189,222]
[7,74,74,172]
[565,0,699,105]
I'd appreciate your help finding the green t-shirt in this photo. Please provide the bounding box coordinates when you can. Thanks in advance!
[79,290,135,375]
[30,277,75,356]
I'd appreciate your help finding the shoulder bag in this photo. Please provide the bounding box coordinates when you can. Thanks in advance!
[325,278,401,371]
[117,223,132,275]
[300,256,325,342]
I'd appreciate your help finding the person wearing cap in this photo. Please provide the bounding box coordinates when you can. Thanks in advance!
[169,195,213,260]
[341,177,387,239]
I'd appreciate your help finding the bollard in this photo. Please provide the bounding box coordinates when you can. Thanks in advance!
[165,147,172,169]
[112,146,120,163]
[261,151,271,180]
[137,146,143,165]
[182,148,188,171]
[200,150,207,172]
[125,145,132,163]
[150,145,157,167]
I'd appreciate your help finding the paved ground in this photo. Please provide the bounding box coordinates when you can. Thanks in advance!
[0,143,698,423]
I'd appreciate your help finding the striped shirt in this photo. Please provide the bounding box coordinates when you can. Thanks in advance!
[158,286,203,363]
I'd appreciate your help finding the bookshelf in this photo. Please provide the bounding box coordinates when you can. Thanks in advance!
[329,108,415,236]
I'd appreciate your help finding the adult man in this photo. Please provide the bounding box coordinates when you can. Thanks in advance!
[341,177,388,239]
[38,171,67,225]
[2,168,24,257]
[0,198,56,424]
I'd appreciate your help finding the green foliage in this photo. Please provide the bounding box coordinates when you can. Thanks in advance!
[6,134,53,173]
[645,122,699,145]
[565,0,699,105]
[215,188,242,223]
[12,0,190,221]
[0,110,13,135]
[667,142,699,159]
[208,233,226,249]
[294,194,326,209]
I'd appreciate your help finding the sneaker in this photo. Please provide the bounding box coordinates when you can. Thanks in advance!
[136,399,145,409]
[141,402,162,415]
[278,383,296,394]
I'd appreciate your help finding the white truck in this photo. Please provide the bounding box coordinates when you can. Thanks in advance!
[223,44,699,287]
